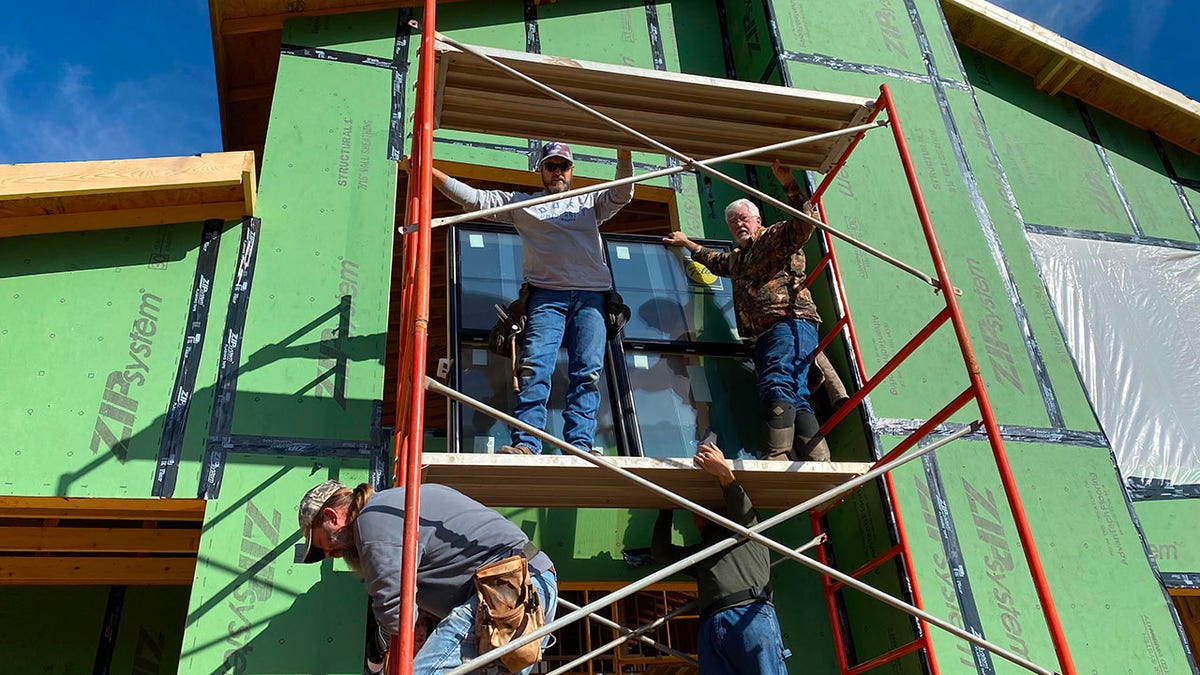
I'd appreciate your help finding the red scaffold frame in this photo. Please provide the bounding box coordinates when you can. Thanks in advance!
[387,2,1077,673]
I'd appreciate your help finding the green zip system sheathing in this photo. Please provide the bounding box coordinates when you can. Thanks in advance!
[1,220,240,497]
[0,585,190,674]
[178,12,398,673]
[722,0,1197,672]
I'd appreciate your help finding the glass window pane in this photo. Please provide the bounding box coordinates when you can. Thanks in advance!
[625,351,764,459]
[457,228,525,333]
[607,239,739,345]
[456,343,618,455]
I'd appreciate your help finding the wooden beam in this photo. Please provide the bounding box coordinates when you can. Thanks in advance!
[0,556,197,586]
[0,152,254,201]
[419,454,870,510]
[0,202,247,239]
[0,527,201,554]
[0,496,206,522]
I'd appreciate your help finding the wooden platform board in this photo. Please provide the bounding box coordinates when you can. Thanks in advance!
[432,42,878,172]
[419,454,872,510]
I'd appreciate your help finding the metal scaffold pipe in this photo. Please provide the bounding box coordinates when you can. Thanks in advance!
[429,120,887,228]
[427,378,1058,675]
[424,29,944,291]
[548,533,827,675]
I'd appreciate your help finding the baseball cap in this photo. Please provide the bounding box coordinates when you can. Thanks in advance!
[537,142,573,168]
[297,479,346,564]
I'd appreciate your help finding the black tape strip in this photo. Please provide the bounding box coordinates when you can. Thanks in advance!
[715,0,737,79]
[1025,222,1200,252]
[388,8,414,161]
[642,1,681,191]
[781,51,969,90]
[760,0,787,86]
[900,0,1065,428]
[524,0,542,170]
[199,217,261,499]
[644,0,666,71]
[369,401,390,490]
[220,434,373,457]
[1150,133,1200,240]
[92,585,126,675]
[1075,101,1143,237]
[1127,478,1200,501]
[280,43,405,72]
[1161,573,1200,590]
[152,219,224,498]
[922,451,996,674]
[874,417,1108,447]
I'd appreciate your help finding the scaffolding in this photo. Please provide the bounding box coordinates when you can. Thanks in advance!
[387,2,1076,674]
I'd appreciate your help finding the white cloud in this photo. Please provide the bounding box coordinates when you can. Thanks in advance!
[990,0,1108,37]
[1127,0,1170,59]
[0,49,220,164]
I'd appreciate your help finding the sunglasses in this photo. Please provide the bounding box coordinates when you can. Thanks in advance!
[542,160,573,173]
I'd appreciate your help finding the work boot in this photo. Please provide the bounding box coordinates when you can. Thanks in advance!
[762,400,797,462]
[498,444,535,455]
[794,410,831,462]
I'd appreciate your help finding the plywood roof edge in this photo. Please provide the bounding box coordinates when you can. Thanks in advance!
[942,0,1200,120]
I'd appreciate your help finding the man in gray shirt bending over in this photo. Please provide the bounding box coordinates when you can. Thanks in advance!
[417,142,633,455]
[298,480,557,674]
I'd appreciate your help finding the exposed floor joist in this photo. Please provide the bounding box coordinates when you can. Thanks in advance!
[0,496,205,586]
[419,454,872,510]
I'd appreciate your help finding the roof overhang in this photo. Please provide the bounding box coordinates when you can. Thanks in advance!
[942,0,1200,154]
[208,0,1200,173]
[0,152,256,238]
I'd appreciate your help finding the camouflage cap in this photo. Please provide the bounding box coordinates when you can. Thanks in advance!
[536,141,573,168]
[297,479,345,564]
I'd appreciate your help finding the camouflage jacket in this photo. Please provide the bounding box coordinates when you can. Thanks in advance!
[691,184,821,340]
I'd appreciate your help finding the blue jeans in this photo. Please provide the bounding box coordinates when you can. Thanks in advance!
[753,319,819,414]
[412,568,558,675]
[512,288,607,453]
[697,601,791,675]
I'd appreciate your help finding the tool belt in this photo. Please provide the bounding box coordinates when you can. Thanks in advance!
[698,584,773,622]
[473,542,547,673]
[488,284,631,366]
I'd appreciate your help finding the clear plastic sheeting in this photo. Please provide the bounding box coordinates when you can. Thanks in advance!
[1028,233,1200,487]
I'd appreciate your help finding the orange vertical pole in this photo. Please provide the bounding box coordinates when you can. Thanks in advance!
[879,83,1076,675]
[392,3,437,674]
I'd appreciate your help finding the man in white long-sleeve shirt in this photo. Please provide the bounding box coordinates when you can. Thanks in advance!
[420,142,633,455]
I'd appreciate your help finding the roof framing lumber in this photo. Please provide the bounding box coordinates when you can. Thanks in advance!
[419,454,871,510]
[0,152,256,238]
[0,496,206,521]
[0,557,198,586]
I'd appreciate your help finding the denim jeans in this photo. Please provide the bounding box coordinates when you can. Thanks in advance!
[411,568,558,675]
[752,318,819,414]
[512,287,607,453]
[697,601,791,675]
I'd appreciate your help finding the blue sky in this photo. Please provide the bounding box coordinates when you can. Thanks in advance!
[0,1,1196,164]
